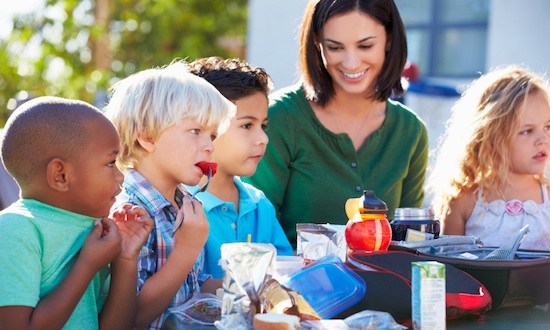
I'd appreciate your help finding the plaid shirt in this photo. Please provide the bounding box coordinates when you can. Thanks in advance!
[114,169,209,330]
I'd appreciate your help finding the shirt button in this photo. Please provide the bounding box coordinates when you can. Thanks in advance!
[221,206,228,212]
[355,186,362,192]
[351,162,357,168]
[231,222,237,229]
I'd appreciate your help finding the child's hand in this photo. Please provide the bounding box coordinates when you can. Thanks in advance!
[111,204,154,260]
[80,218,122,271]
[173,195,209,249]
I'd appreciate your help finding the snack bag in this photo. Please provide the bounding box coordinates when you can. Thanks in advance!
[215,243,276,330]
[164,293,222,328]
[296,223,347,262]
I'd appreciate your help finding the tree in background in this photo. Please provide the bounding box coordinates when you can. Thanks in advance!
[0,0,248,126]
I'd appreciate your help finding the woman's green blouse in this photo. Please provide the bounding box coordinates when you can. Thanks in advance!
[244,84,429,245]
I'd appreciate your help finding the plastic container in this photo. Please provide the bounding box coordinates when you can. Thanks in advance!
[345,190,392,251]
[279,254,366,319]
[390,208,440,241]
[274,256,305,279]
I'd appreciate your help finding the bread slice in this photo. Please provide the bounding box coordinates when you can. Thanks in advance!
[258,279,321,321]
[253,312,301,330]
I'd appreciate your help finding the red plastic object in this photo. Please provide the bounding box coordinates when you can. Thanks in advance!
[345,190,392,251]
[345,214,392,251]
[197,161,217,176]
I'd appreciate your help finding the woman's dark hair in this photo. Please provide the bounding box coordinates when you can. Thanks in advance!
[299,0,407,106]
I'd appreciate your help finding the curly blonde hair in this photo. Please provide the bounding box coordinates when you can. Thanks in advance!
[427,65,550,218]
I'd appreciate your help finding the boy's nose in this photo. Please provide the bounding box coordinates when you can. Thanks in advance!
[115,167,124,184]
[203,138,215,153]
[257,129,269,145]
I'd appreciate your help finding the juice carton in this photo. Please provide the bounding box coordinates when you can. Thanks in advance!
[412,261,446,330]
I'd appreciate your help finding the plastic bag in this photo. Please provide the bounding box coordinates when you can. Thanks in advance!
[164,293,222,327]
[344,310,408,329]
[215,243,276,330]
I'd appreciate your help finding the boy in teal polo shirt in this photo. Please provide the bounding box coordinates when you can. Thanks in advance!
[188,57,293,279]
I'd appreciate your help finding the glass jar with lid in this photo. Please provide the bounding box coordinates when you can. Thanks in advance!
[390,207,440,241]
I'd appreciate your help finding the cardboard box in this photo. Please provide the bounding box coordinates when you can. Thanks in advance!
[412,261,446,329]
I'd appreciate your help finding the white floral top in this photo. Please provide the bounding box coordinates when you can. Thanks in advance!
[465,183,550,250]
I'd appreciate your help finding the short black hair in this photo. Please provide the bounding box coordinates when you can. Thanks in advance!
[188,56,273,101]
[300,0,407,106]
[1,96,105,188]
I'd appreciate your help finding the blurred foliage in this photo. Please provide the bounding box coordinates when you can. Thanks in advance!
[0,0,248,126]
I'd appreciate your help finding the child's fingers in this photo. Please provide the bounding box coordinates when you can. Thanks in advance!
[124,213,138,222]
[111,204,130,221]
[101,217,118,236]
[172,203,186,234]
[180,195,194,210]
[137,216,155,234]
[112,203,130,214]
[132,215,149,223]
[115,205,148,222]
[177,195,196,219]
[112,204,149,222]
[180,195,204,214]
[128,205,149,217]
[89,220,104,237]
[111,212,124,222]
[190,198,205,215]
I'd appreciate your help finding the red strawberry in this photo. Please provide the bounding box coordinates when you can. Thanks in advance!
[197,161,217,176]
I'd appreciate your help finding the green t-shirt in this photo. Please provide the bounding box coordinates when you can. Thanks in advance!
[244,84,429,245]
[0,199,110,329]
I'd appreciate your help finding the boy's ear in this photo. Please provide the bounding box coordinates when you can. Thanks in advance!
[46,158,70,192]
[137,135,156,153]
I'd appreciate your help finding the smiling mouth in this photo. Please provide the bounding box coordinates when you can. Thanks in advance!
[343,71,364,79]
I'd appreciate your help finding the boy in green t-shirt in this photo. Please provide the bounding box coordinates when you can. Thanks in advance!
[0,96,153,329]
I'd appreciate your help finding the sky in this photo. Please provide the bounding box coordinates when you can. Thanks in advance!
[0,0,44,40]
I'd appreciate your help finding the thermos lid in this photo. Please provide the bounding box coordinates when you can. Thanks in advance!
[362,190,388,213]
[393,207,435,220]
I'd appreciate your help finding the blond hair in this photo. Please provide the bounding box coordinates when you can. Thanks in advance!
[104,60,236,171]
[428,65,550,218]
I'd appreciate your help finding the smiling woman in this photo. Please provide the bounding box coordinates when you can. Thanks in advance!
[243,0,429,247]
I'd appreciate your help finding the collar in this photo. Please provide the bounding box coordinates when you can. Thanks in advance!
[185,177,260,213]
[122,169,190,216]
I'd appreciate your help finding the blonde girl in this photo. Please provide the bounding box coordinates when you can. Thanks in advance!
[428,65,550,250]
